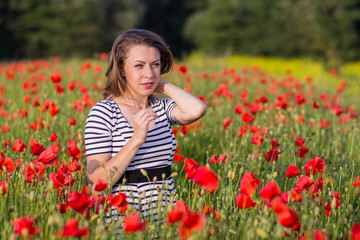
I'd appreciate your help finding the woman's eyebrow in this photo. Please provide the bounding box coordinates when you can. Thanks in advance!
[133,59,160,64]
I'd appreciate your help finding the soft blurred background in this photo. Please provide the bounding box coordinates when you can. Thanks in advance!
[1,0,360,69]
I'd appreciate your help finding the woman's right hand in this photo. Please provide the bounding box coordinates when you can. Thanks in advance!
[132,108,158,145]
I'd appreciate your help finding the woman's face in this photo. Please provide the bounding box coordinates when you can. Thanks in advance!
[122,44,161,100]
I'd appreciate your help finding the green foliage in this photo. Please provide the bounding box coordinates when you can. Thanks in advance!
[2,0,144,59]
[184,0,360,67]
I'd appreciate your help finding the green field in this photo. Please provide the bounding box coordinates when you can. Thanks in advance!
[0,55,359,239]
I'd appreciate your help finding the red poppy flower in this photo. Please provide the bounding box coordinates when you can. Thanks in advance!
[67,140,81,159]
[233,103,242,114]
[50,133,58,142]
[277,207,299,228]
[295,137,306,147]
[57,218,89,238]
[51,143,61,154]
[32,97,40,107]
[0,156,15,174]
[184,158,199,179]
[236,193,256,209]
[213,209,221,222]
[240,172,261,197]
[192,166,219,192]
[178,65,188,74]
[0,181,8,195]
[260,96,268,103]
[303,157,326,176]
[50,73,62,83]
[259,180,281,200]
[56,202,69,214]
[251,135,264,146]
[1,124,10,132]
[286,165,301,178]
[30,143,46,157]
[178,211,206,239]
[324,198,342,217]
[301,230,328,240]
[23,95,31,103]
[68,160,82,173]
[107,193,128,213]
[241,112,255,123]
[297,146,309,158]
[290,188,303,202]
[202,205,212,215]
[12,217,40,237]
[49,172,76,189]
[69,117,77,126]
[123,212,147,232]
[350,223,360,240]
[93,179,108,192]
[264,148,282,163]
[23,161,46,182]
[271,140,280,149]
[174,153,185,163]
[313,101,321,109]
[57,164,70,175]
[295,176,314,191]
[354,178,360,193]
[251,125,260,135]
[81,185,91,196]
[275,95,288,109]
[18,109,28,117]
[13,139,27,152]
[180,125,188,135]
[55,83,64,94]
[66,191,92,215]
[166,200,188,225]
[38,148,58,166]
[223,117,232,130]
[268,196,287,213]
[295,93,306,105]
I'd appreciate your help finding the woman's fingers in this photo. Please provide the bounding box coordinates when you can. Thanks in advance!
[134,109,158,125]
[132,109,158,143]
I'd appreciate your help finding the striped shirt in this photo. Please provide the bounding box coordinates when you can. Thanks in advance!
[84,97,178,230]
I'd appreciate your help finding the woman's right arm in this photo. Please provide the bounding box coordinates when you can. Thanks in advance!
[86,108,158,186]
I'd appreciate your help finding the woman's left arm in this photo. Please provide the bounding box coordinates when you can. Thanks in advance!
[156,78,207,125]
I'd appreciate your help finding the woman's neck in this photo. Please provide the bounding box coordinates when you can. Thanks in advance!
[117,94,149,110]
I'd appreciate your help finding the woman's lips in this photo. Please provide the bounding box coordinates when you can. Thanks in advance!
[142,82,154,89]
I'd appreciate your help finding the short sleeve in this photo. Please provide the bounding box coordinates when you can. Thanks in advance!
[84,102,114,156]
[163,98,179,125]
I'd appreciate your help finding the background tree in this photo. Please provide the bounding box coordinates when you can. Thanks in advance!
[0,0,359,66]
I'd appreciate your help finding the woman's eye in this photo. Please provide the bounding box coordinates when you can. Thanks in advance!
[135,64,143,68]
[152,63,160,68]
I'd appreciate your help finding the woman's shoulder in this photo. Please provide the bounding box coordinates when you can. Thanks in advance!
[88,99,118,117]
[91,99,117,110]
[151,97,174,108]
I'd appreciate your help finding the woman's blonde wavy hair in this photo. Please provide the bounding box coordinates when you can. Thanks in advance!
[103,29,173,100]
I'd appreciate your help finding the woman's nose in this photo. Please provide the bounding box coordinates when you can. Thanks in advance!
[144,65,154,78]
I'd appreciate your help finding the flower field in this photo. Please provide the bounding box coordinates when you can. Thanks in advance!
[0,54,360,239]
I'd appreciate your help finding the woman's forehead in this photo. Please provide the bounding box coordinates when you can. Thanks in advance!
[125,45,160,62]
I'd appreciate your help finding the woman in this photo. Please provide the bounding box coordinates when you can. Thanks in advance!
[84,29,206,229]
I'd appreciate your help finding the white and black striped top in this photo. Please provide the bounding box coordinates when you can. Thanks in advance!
[84,97,177,173]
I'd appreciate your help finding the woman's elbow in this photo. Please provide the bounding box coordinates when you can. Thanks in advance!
[192,102,207,120]
[198,102,207,117]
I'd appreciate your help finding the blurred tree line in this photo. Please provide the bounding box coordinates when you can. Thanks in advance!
[1,0,360,67]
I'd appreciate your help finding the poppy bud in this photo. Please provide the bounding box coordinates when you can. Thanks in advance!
[140,169,147,177]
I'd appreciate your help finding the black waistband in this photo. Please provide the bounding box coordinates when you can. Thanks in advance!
[114,166,172,185]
